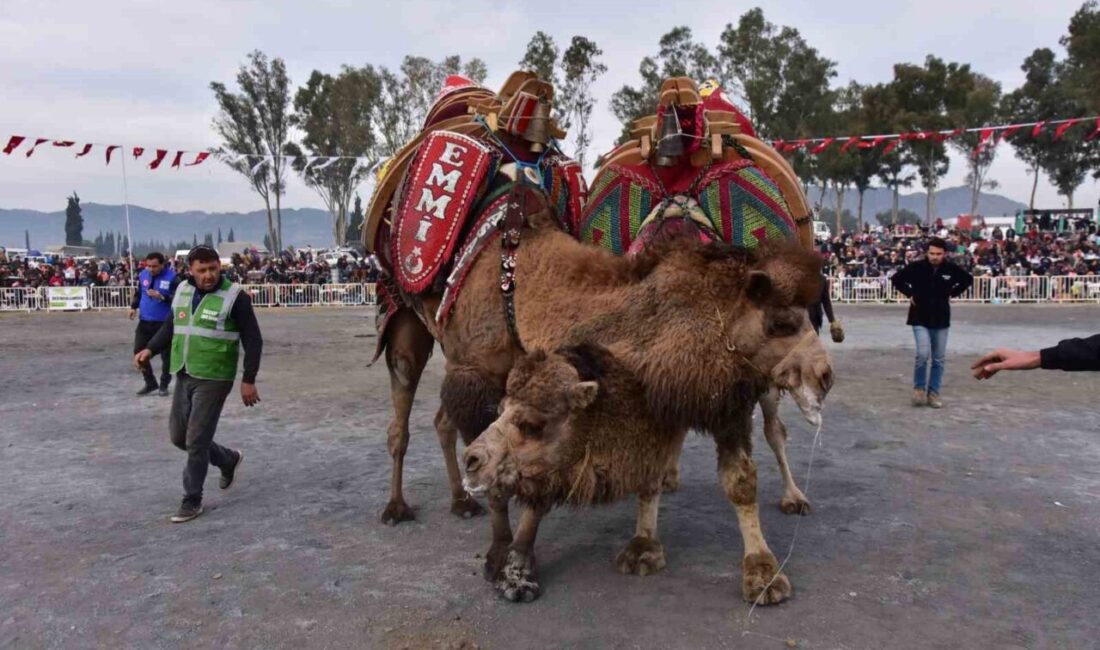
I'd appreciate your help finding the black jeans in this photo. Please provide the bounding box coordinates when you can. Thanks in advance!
[134,320,170,388]
[169,371,235,503]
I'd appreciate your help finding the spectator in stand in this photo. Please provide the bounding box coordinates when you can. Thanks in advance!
[890,237,974,409]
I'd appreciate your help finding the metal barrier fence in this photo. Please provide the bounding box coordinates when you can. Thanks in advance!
[5,278,1100,313]
[830,275,1100,303]
[0,283,379,312]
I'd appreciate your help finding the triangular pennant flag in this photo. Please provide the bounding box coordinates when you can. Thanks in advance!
[106,145,120,165]
[75,143,93,157]
[25,138,49,157]
[1032,121,1046,138]
[52,140,75,148]
[1085,118,1100,142]
[974,128,995,156]
[170,151,184,168]
[132,146,145,159]
[840,136,861,152]
[148,149,169,169]
[858,136,887,149]
[249,157,269,175]
[1054,118,1082,139]
[881,139,901,155]
[186,152,210,166]
[810,138,835,154]
[1001,125,1023,140]
[2,136,25,155]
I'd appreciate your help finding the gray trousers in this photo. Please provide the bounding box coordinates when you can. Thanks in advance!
[169,371,235,502]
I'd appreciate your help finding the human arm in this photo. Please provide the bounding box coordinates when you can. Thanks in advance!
[949,264,974,298]
[972,333,1100,379]
[129,283,141,319]
[231,292,263,405]
[890,264,914,297]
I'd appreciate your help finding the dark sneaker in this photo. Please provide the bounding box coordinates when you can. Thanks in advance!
[220,450,243,490]
[158,386,170,397]
[169,500,203,523]
[136,384,158,396]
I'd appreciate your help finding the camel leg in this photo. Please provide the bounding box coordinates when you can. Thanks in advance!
[662,428,688,492]
[717,412,792,605]
[615,485,666,576]
[380,310,434,525]
[760,386,811,515]
[434,406,486,519]
[495,504,548,603]
[483,495,513,581]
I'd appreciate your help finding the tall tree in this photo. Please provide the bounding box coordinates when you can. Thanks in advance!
[290,65,381,246]
[948,74,1003,215]
[64,191,83,246]
[1002,49,1059,208]
[518,32,560,88]
[559,37,607,169]
[203,232,215,247]
[346,194,364,245]
[24,229,30,251]
[217,228,223,245]
[1061,1,1100,112]
[211,50,293,252]
[610,27,718,139]
[861,82,916,224]
[227,227,235,243]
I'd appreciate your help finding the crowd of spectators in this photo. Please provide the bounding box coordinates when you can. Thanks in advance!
[0,246,381,289]
[823,217,1100,280]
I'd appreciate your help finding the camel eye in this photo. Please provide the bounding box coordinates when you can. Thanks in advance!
[766,309,801,337]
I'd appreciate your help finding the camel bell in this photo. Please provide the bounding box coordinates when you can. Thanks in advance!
[656,107,684,166]
[525,97,551,151]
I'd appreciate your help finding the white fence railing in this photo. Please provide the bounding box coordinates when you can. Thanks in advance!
[830,275,1100,303]
[5,278,1100,313]
[0,283,379,312]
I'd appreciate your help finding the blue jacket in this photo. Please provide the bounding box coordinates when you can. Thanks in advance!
[135,267,178,322]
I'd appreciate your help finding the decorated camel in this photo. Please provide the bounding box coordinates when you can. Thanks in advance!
[577,77,822,515]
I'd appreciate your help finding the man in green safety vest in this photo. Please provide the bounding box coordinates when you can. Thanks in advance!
[134,245,263,523]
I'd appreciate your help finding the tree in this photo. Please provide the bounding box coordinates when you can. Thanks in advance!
[717,9,837,141]
[64,191,83,246]
[204,232,215,247]
[346,193,364,245]
[1061,1,1100,112]
[948,74,1002,215]
[518,32,560,88]
[263,233,273,252]
[290,66,381,246]
[24,229,30,251]
[192,234,198,247]
[1002,49,1059,209]
[559,36,607,170]
[861,82,916,224]
[211,50,293,253]
[228,227,235,242]
[875,208,922,226]
[891,56,973,223]
[217,228,223,245]
[610,27,718,139]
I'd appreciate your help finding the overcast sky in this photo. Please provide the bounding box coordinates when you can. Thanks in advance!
[1,0,1097,214]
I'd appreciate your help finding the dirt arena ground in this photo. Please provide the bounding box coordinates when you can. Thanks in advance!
[2,305,1099,649]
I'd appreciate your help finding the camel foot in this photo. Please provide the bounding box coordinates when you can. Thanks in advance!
[483,542,510,582]
[380,499,415,525]
[741,551,792,605]
[615,536,667,576]
[450,494,487,519]
[495,550,540,603]
[779,492,812,516]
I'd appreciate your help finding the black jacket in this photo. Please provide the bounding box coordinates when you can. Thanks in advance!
[1041,334,1100,371]
[890,259,973,328]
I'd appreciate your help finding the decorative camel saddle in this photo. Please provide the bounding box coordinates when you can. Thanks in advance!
[363,71,587,350]
[580,78,813,255]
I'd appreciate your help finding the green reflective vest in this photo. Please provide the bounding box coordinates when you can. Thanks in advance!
[169,277,242,381]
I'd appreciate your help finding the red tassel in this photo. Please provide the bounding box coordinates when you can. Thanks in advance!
[2,135,25,155]
[148,149,169,169]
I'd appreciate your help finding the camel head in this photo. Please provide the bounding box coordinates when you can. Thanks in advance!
[463,348,600,499]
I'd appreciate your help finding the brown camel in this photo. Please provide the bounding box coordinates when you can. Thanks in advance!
[461,342,814,604]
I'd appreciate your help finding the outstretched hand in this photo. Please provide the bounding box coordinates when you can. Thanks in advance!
[971,349,1041,380]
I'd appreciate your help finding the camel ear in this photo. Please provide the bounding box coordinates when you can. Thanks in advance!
[569,381,600,410]
[745,270,773,305]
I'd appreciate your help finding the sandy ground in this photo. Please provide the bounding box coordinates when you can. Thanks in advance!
[1,305,1099,649]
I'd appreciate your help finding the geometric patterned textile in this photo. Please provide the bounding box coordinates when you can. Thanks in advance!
[578,163,663,255]
[695,160,796,248]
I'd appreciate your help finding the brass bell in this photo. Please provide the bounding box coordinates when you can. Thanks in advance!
[656,106,684,166]
[525,96,550,151]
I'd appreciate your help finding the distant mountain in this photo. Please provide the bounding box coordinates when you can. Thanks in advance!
[0,185,1032,250]
[0,203,335,250]
[808,185,1028,221]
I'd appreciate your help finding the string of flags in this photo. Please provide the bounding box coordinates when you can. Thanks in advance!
[0,134,369,175]
[767,115,1100,157]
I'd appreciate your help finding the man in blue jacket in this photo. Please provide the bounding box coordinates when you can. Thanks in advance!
[129,252,180,396]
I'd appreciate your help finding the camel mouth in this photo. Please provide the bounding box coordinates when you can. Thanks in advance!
[462,477,488,497]
[789,385,824,426]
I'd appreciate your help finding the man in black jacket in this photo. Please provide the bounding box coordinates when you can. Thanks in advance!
[972,334,1100,377]
[890,237,973,408]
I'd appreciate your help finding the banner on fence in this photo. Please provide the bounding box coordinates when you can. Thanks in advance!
[46,286,88,310]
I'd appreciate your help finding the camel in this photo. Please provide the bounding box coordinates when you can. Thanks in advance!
[462,344,799,603]
[383,186,832,604]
